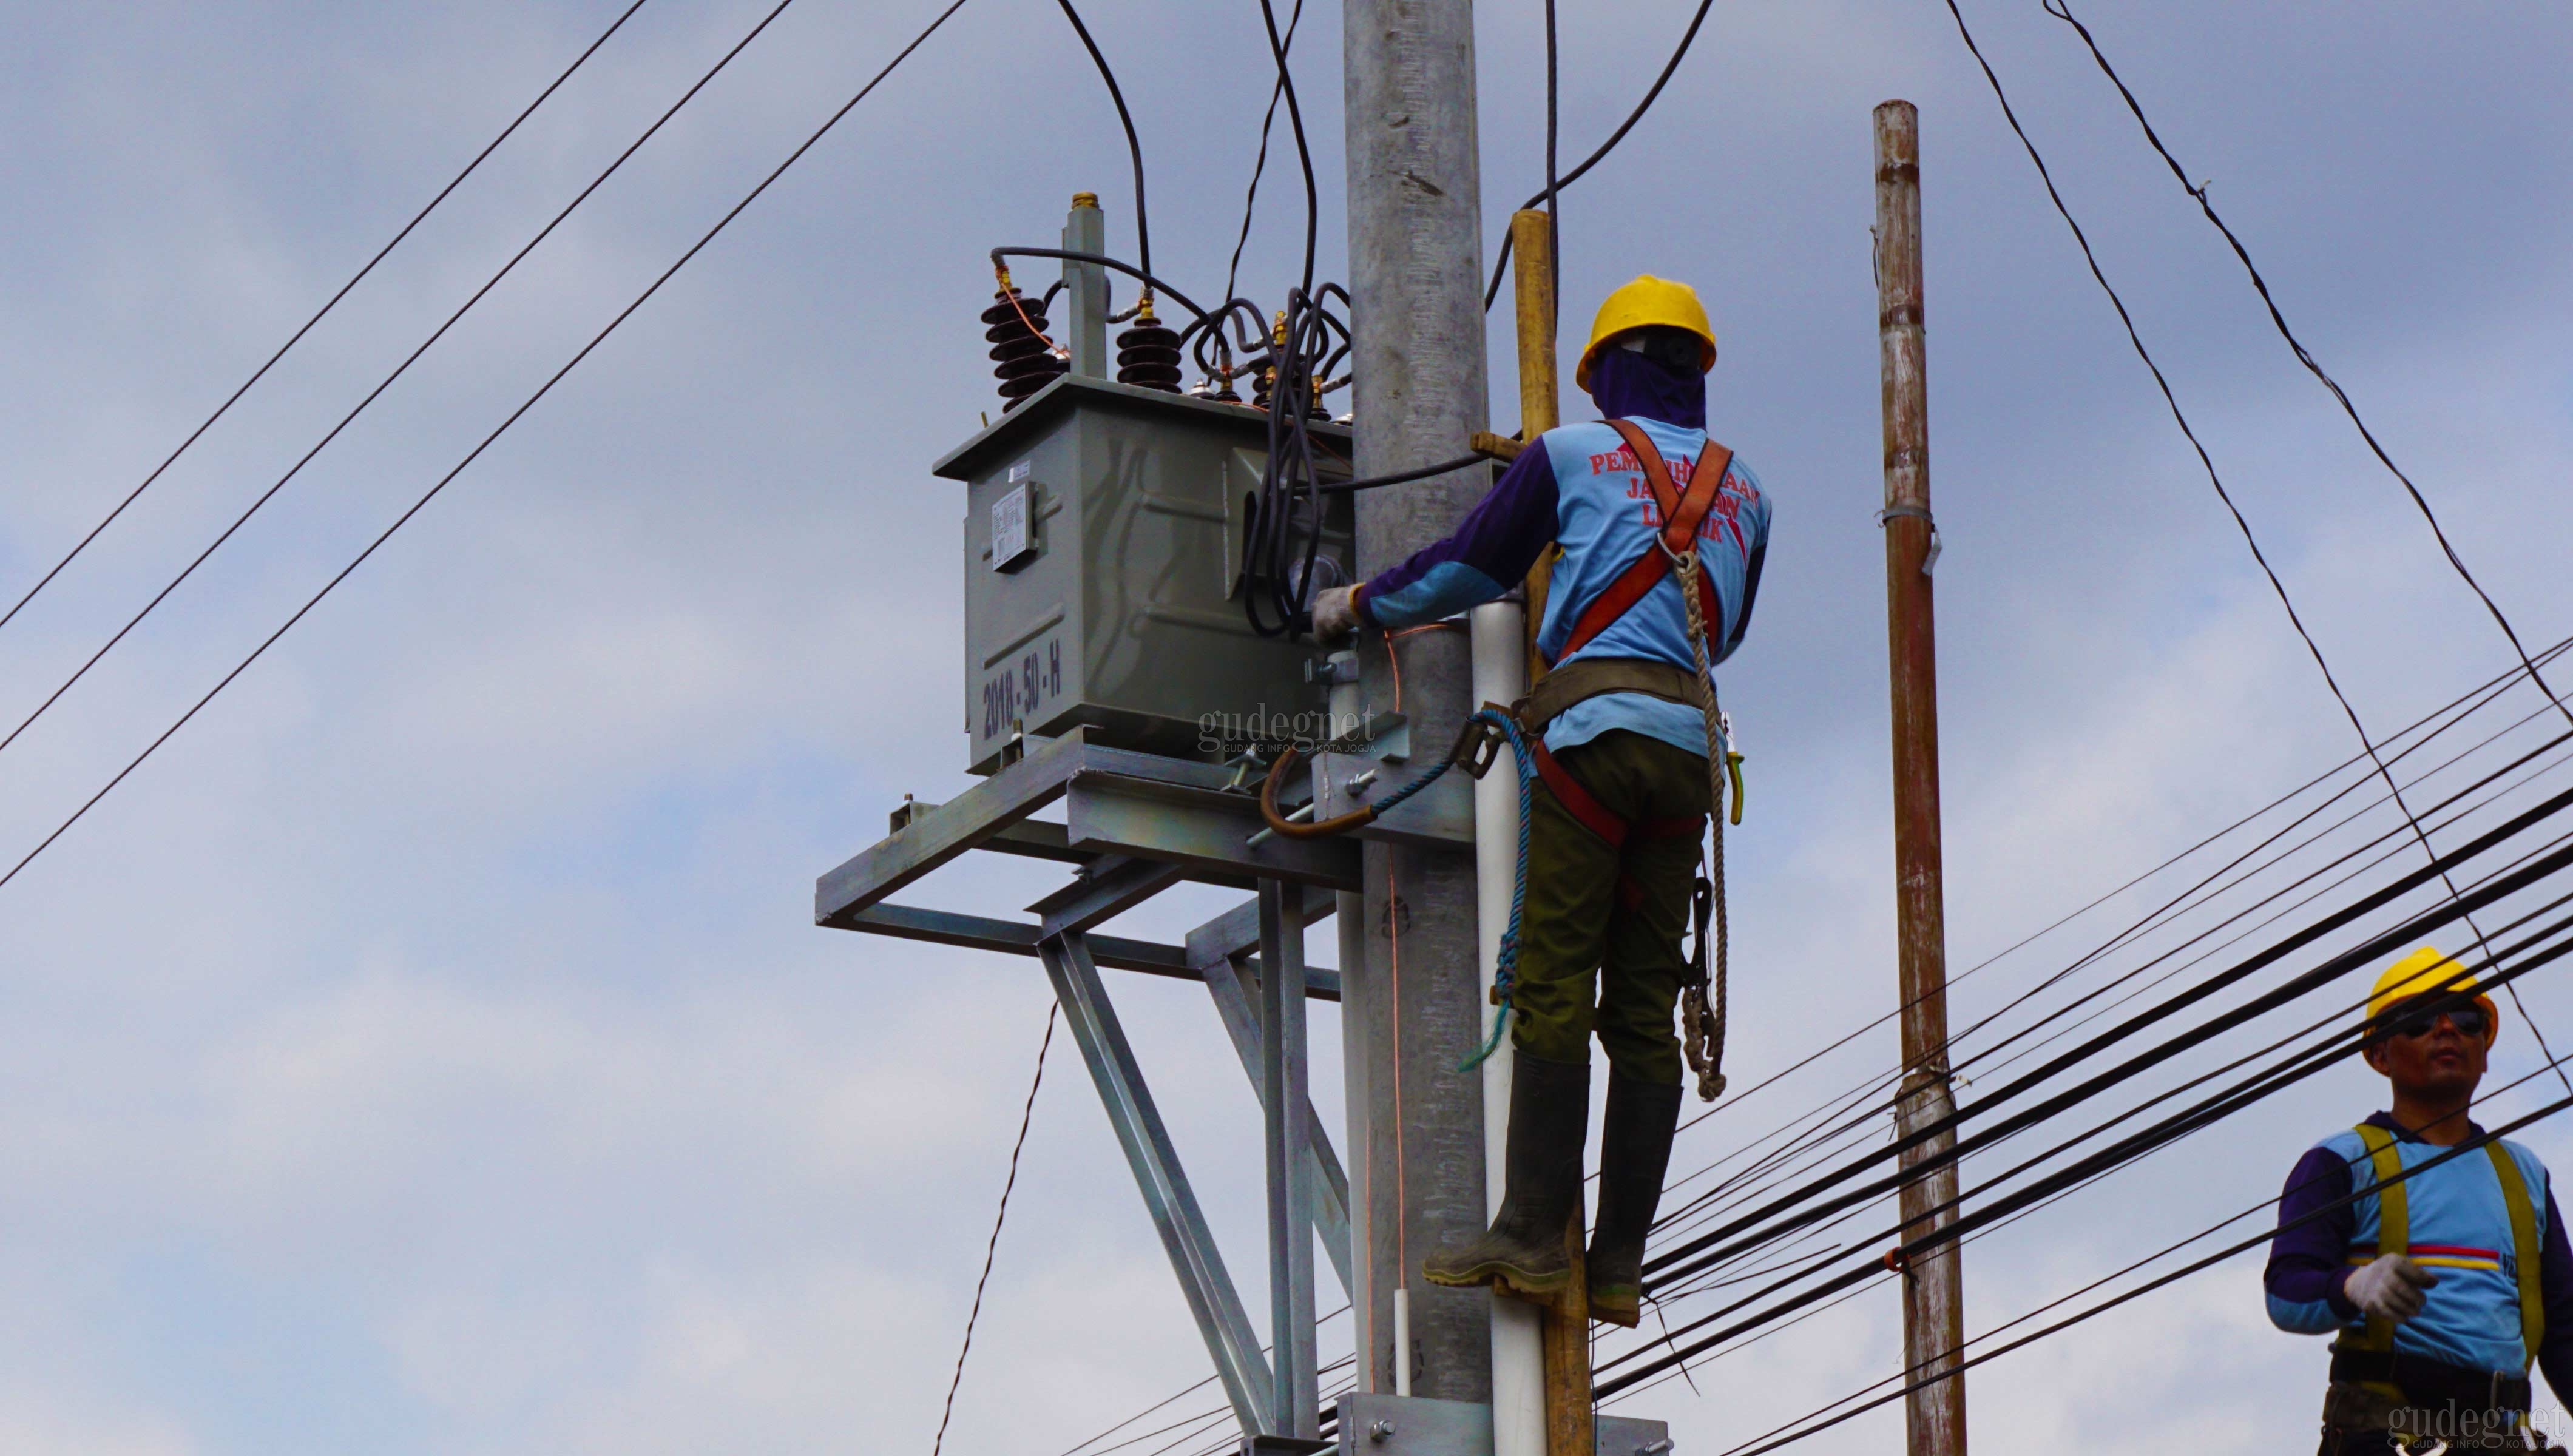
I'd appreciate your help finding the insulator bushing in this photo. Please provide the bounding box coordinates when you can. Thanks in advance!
[1200,371,1242,405]
[1115,307,1182,393]
[982,288,1066,410]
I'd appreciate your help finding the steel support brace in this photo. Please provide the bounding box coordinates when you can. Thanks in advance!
[1199,952,1354,1298]
[1040,930,1271,1434]
[1259,881,1321,1438]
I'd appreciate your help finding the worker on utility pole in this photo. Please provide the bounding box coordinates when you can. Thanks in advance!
[2266,948,2573,1453]
[1311,275,1771,1327]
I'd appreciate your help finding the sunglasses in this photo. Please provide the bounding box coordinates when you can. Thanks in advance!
[2383,1004,2490,1042]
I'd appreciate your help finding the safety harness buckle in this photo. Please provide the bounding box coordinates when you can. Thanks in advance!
[1450,709,1512,781]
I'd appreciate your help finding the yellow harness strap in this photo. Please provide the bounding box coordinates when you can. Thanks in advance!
[2486,1141,2547,1370]
[2342,1125,2546,1373]
[2350,1124,2409,1357]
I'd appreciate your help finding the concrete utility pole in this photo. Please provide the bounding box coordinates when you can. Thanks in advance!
[1874,99,1969,1456]
[1342,0,1493,1403]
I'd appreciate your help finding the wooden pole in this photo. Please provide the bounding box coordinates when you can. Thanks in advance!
[1512,209,1561,689]
[1875,99,1968,1456]
[1503,204,1594,1456]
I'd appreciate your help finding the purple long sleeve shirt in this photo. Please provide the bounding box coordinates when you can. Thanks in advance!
[2266,1111,2573,1395]
[1351,349,1770,755]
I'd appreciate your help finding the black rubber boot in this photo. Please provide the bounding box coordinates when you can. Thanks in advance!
[1586,1073,1683,1327]
[1421,1051,1589,1299]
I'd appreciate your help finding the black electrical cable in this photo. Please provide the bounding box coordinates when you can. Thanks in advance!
[1611,1040,2573,1401]
[1699,1091,2573,1451]
[1050,0,1151,283]
[1220,0,1303,309]
[2044,0,2570,738]
[989,248,1208,322]
[1315,453,1490,494]
[1643,782,2573,1284]
[1254,0,1318,296]
[1648,842,2573,1307]
[1617,921,2573,1396]
[0,0,976,894]
[929,1004,1054,1456]
[2040,0,2573,1092]
[1938,0,2554,1097]
[1950,731,2573,1100]
[1543,0,1561,315]
[1643,894,2573,1332]
[1648,632,2573,1213]
[0,0,805,770]
[1623,1054,2539,1418]
[1647,821,2573,1296]
[0,0,654,641]
[1946,684,2573,1082]
[1649,671,2573,1247]
[1483,0,1718,310]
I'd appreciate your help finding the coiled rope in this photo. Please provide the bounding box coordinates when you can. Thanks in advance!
[1671,546,1733,1102]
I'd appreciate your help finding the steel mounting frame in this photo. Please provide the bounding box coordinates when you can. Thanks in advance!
[815,730,1396,1441]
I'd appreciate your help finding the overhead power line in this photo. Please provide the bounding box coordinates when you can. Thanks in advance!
[1219,0,1305,308]
[1609,912,2573,1398]
[1052,0,1153,281]
[0,0,653,640]
[1255,0,1320,294]
[0,0,977,894]
[931,1003,1056,1456]
[1642,639,2573,1231]
[1643,777,2573,1286]
[2043,0,2571,736]
[1482,0,1717,310]
[1708,1088,2573,1455]
[1936,0,2572,1093]
[0,0,803,769]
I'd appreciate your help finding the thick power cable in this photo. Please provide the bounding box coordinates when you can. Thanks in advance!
[1643,781,2573,1283]
[1052,0,1152,282]
[1254,0,1318,295]
[1220,0,1303,308]
[2038,0,2573,1088]
[1654,632,2571,1200]
[1701,1092,2573,1452]
[1648,820,2573,1293]
[1542,0,1561,314]
[1614,923,2573,1398]
[0,0,652,640]
[1482,0,1718,309]
[2044,0,2571,738]
[0,0,803,767]
[0,0,976,893]
[1652,672,2573,1244]
[930,1004,1055,1456]
[1936,0,2565,1094]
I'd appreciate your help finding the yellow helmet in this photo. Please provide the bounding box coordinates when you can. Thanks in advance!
[1577,275,1717,392]
[2367,946,2498,1043]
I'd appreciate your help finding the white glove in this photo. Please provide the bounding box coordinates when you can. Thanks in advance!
[2345,1253,2439,1324]
[1310,585,1362,643]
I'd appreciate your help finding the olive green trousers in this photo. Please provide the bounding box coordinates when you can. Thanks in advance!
[1509,729,1708,1087]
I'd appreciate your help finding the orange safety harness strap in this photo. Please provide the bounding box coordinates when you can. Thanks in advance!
[1529,735,1705,910]
[1554,420,1734,664]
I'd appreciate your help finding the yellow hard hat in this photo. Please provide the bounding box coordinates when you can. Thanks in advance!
[2367,946,2498,1043]
[1577,275,1717,392]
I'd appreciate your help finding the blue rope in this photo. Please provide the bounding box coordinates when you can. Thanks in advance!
[1459,708,1537,1071]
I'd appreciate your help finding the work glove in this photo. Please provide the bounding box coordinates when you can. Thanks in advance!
[1310,585,1363,644]
[2344,1253,2439,1324]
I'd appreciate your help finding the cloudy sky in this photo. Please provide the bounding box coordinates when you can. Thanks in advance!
[3,1,2569,1452]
